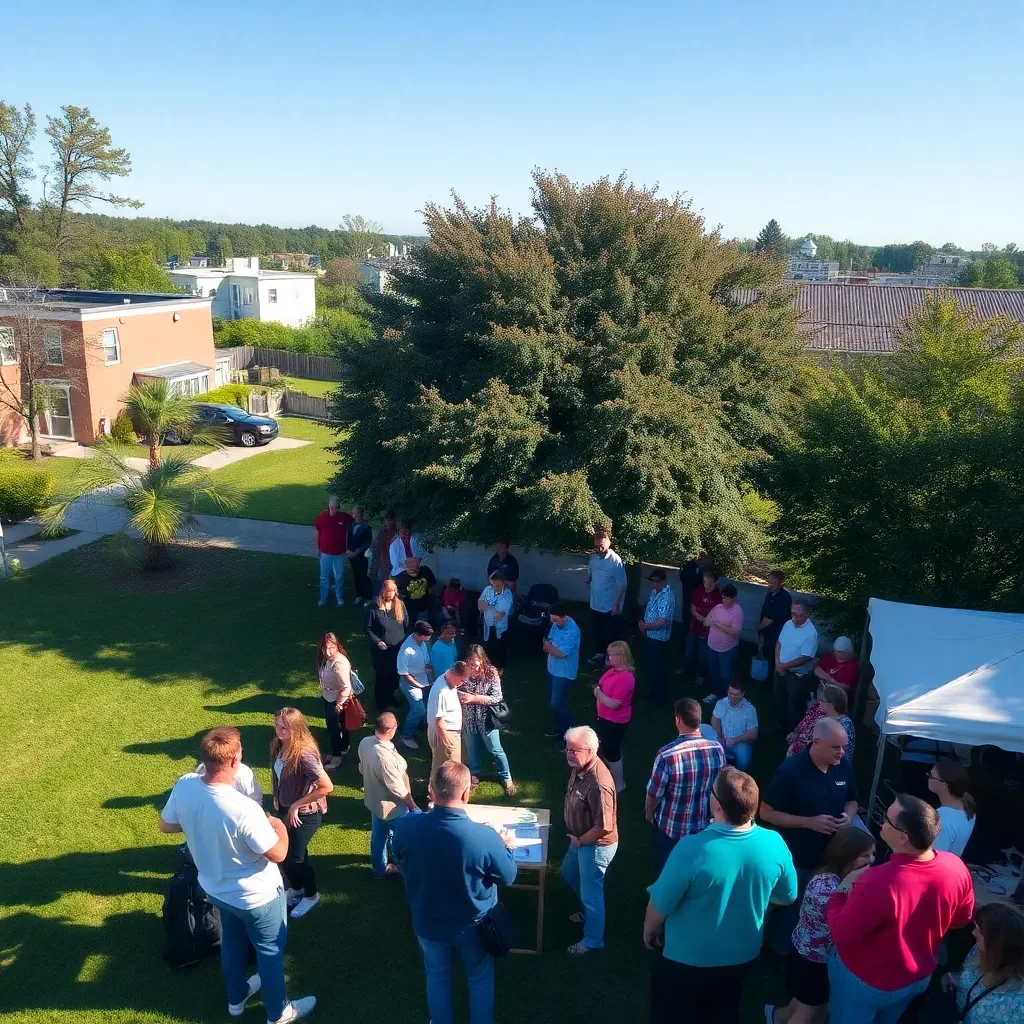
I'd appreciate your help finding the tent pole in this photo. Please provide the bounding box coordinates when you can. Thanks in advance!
[868,721,887,816]
[854,608,872,728]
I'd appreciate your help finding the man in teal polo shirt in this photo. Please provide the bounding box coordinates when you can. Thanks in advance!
[643,767,797,1024]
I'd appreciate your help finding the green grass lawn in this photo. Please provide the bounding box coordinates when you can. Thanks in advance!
[279,377,340,399]
[195,417,347,525]
[0,538,815,1024]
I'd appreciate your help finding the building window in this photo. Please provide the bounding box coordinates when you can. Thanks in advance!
[243,287,255,305]
[102,328,120,365]
[0,327,15,365]
[268,288,278,303]
[231,284,241,306]
[44,326,64,365]
[169,373,211,397]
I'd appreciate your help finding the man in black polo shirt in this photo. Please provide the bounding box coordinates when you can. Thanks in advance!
[759,718,858,953]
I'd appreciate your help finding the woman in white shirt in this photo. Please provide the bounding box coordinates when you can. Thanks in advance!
[928,758,977,857]
[316,632,354,770]
[477,572,514,672]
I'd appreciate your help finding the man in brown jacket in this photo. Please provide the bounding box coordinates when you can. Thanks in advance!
[561,725,619,955]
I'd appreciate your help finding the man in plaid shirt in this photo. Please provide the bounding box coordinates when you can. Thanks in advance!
[645,697,726,870]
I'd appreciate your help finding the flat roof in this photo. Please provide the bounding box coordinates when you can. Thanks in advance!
[0,288,209,313]
[168,267,314,280]
[135,360,213,378]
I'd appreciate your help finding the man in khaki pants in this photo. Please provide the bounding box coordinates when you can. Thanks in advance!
[426,661,467,772]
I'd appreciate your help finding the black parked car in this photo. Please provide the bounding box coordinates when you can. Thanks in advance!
[165,403,280,448]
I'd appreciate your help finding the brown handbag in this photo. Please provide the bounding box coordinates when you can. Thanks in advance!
[340,695,367,732]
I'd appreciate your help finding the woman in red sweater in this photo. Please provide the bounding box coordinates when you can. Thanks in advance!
[825,794,974,1024]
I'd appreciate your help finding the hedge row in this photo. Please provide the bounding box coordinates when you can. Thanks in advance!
[0,451,54,523]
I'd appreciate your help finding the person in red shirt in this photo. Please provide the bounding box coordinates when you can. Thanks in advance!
[314,497,353,607]
[683,568,722,687]
[814,635,859,698]
[825,794,974,1024]
[440,578,467,630]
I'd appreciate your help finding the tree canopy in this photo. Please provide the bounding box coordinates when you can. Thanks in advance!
[331,171,808,564]
[766,294,1024,610]
[87,244,177,292]
[754,218,788,259]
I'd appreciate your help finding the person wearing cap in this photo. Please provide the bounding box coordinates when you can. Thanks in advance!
[396,621,434,750]
[477,572,514,671]
[638,569,676,708]
[813,636,859,697]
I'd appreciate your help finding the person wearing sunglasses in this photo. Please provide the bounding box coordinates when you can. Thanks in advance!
[824,793,975,1024]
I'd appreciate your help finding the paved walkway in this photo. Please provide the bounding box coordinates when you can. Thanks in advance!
[49,436,310,471]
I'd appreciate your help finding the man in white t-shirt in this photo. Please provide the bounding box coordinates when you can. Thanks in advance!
[585,529,628,663]
[426,661,467,773]
[774,599,820,734]
[396,621,434,750]
[160,727,315,1024]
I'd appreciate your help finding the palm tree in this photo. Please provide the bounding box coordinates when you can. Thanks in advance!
[121,378,205,467]
[41,440,242,570]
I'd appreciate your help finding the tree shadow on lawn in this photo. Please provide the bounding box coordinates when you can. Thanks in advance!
[0,539,372,697]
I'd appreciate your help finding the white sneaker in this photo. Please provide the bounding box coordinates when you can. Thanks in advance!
[228,974,261,1016]
[284,887,303,905]
[268,997,316,1024]
[702,694,717,704]
[398,736,418,749]
[289,893,321,919]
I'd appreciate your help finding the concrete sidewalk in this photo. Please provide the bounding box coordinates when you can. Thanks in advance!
[49,435,310,471]
[6,507,316,571]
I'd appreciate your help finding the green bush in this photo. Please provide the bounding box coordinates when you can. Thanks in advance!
[201,383,275,408]
[0,453,55,523]
[212,307,370,356]
[109,412,136,444]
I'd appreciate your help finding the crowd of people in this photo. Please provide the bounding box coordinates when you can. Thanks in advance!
[154,510,1024,1024]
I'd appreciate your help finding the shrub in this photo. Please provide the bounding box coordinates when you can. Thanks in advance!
[0,453,55,522]
[109,412,137,444]
[201,383,274,408]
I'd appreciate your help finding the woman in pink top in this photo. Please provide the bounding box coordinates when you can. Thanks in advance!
[705,583,744,704]
[593,640,635,793]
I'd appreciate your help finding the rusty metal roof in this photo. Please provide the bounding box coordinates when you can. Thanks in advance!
[732,284,1024,354]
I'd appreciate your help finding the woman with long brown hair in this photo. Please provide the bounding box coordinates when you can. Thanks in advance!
[928,759,977,857]
[316,632,353,770]
[460,644,515,796]
[366,577,409,709]
[942,902,1024,1022]
[270,707,333,920]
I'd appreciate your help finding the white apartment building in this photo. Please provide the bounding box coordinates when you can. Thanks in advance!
[169,257,316,327]
[786,237,840,282]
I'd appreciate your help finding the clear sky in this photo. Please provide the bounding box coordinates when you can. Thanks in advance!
[4,0,1021,247]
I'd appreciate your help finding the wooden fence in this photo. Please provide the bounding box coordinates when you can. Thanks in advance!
[282,389,334,421]
[218,346,349,381]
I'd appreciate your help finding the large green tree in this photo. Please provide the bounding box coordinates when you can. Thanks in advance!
[87,244,177,293]
[958,253,1021,289]
[767,294,1024,609]
[0,102,35,229]
[754,218,788,259]
[331,172,808,564]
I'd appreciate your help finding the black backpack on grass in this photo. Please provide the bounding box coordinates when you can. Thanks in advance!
[162,844,221,968]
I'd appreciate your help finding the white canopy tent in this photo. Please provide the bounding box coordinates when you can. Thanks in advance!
[866,597,1024,808]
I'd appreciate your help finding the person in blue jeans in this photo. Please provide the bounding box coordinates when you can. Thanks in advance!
[460,644,516,796]
[542,603,581,749]
[561,725,619,954]
[390,760,518,1024]
[159,726,316,1024]
[396,622,434,749]
[711,682,759,771]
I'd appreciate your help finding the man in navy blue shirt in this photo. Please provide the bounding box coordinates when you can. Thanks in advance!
[391,760,517,1024]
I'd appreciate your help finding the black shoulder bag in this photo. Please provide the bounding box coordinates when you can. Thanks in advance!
[476,902,517,958]
[915,974,1006,1024]
[485,700,510,732]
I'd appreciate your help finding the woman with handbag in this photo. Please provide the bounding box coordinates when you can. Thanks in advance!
[270,707,333,919]
[938,903,1024,1023]
[593,640,635,793]
[316,632,353,769]
[366,579,409,710]
[460,644,515,796]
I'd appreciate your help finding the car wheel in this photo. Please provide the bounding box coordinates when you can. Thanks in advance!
[164,430,181,445]
[240,431,258,447]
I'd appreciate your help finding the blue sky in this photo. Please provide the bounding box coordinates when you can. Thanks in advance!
[4,0,1021,247]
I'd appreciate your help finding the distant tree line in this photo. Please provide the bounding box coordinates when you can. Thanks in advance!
[744,218,1023,286]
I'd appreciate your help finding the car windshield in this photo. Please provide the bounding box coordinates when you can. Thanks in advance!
[211,405,247,418]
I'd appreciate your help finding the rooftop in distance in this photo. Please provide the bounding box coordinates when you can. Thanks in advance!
[0,286,206,313]
[168,257,314,280]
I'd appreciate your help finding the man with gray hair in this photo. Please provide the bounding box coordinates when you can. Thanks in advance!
[561,725,619,955]
[390,760,517,1024]
[774,598,819,733]
[313,495,353,606]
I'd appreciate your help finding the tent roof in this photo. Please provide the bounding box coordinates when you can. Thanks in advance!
[869,597,1024,753]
